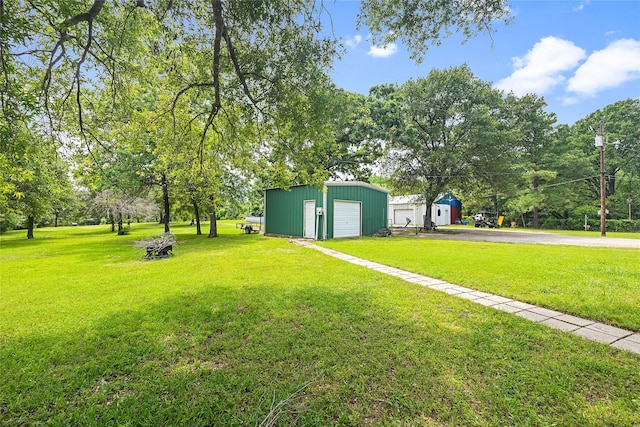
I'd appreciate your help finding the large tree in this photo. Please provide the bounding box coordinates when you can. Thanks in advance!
[259,85,384,187]
[69,82,162,233]
[1,123,70,238]
[375,65,514,228]
[501,93,557,228]
[564,99,640,220]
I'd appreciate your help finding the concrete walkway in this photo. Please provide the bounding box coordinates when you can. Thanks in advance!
[292,239,640,356]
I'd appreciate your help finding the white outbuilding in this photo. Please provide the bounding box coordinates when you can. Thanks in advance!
[388,194,462,227]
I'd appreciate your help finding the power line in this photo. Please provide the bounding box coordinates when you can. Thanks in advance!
[540,175,640,190]
[539,176,598,189]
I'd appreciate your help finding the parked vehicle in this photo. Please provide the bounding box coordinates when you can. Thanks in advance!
[473,211,500,228]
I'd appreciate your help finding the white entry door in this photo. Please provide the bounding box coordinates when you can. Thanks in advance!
[432,205,450,226]
[333,201,361,238]
[303,200,316,238]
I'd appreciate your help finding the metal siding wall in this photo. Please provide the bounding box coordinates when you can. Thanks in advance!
[327,185,388,238]
[360,187,372,236]
[265,186,322,237]
[362,187,388,236]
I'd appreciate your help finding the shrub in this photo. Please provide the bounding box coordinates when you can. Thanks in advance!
[607,219,640,232]
[80,218,101,226]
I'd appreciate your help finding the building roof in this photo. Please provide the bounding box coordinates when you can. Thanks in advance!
[390,193,462,205]
[389,195,425,205]
[265,181,390,193]
[435,194,461,205]
[324,180,390,193]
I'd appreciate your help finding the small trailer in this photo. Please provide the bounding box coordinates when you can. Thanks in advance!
[236,216,264,234]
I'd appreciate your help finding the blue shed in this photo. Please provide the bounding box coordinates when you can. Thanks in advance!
[434,194,462,224]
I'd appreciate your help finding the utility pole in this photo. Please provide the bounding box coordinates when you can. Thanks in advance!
[593,120,621,236]
[595,119,607,236]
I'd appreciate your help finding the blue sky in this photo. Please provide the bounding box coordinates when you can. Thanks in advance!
[321,0,640,125]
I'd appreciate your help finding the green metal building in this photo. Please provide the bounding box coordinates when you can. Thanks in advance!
[264,181,389,239]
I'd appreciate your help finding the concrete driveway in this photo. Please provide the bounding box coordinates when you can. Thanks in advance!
[397,227,640,248]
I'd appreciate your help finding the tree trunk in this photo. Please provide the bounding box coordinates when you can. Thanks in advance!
[161,172,170,233]
[208,204,218,238]
[110,214,115,232]
[423,210,434,230]
[422,193,437,231]
[117,212,124,235]
[533,179,539,229]
[26,216,35,239]
[492,195,499,222]
[193,199,202,235]
[54,210,59,227]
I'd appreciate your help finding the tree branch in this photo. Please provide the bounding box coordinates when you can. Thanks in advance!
[196,0,225,162]
[219,13,259,108]
[41,36,70,97]
[59,0,106,29]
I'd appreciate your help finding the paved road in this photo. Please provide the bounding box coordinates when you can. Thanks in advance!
[397,227,640,248]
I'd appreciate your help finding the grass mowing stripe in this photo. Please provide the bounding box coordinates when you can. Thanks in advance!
[1,223,639,426]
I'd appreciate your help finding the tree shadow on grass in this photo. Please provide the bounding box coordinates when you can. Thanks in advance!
[2,278,639,426]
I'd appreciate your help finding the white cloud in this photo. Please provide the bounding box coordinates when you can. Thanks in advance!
[567,39,640,96]
[495,36,586,96]
[561,97,581,106]
[368,43,398,58]
[573,0,590,12]
[345,35,362,49]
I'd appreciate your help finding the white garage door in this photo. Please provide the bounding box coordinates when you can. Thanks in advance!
[333,201,361,238]
[393,209,414,226]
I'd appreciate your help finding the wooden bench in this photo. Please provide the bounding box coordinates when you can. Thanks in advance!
[134,233,177,259]
[145,245,173,259]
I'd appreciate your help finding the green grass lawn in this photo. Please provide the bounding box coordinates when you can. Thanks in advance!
[318,236,640,332]
[1,223,639,426]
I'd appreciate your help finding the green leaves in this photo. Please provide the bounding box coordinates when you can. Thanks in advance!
[358,0,513,62]
[0,121,72,235]
[376,65,512,205]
